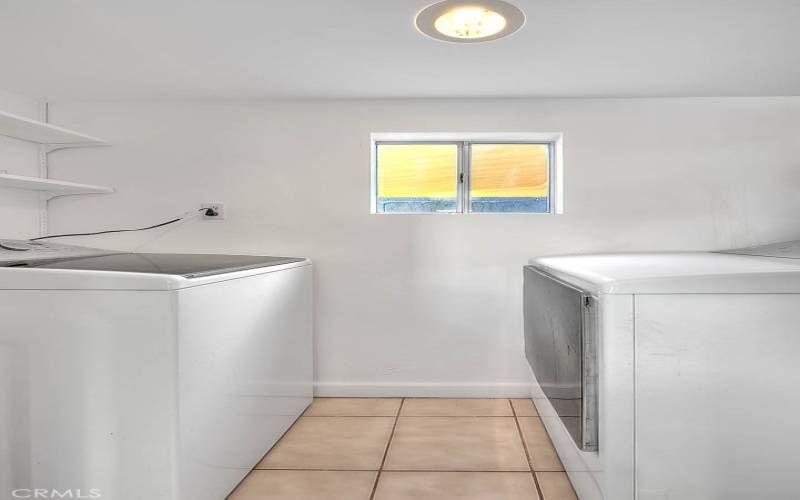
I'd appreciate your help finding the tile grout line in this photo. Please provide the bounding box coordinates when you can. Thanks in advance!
[245,399,555,500]
[511,399,545,500]
[252,400,552,492]
[301,415,519,418]
[253,468,548,472]
[227,401,316,497]
[369,397,404,500]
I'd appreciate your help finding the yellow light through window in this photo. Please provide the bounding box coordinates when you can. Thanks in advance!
[377,144,458,199]
[470,143,549,198]
[434,7,507,39]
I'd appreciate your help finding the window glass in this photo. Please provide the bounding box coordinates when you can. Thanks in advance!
[470,144,549,213]
[376,144,458,213]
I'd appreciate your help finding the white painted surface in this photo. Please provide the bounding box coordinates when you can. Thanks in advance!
[531,252,800,294]
[635,294,800,499]
[41,97,800,396]
[0,290,178,499]
[0,90,41,238]
[177,266,313,500]
[0,1,798,99]
[594,294,635,500]
[36,97,800,394]
[0,266,313,500]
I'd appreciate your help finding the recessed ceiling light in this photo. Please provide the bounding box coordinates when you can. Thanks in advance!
[415,0,525,43]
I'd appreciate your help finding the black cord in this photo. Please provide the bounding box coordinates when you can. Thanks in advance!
[31,208,209,241]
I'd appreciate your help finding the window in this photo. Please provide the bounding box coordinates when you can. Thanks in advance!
[371,133,562,214]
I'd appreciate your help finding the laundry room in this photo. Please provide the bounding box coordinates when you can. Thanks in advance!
[1,2,799,500]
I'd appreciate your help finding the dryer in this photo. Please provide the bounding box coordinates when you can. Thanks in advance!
[524,243,800,500]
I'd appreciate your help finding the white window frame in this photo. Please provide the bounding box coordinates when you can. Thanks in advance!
[370,132,564,214]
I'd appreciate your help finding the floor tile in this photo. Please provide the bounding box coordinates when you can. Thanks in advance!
[401,398,513,416]
[304,398,402,416]
[228,470,377,500]
[510,398,539,416]
[256,416,395,470]
[384,417,529,471]
[373,471,540,500]
[517,417,564,471]
[536,471,578,500]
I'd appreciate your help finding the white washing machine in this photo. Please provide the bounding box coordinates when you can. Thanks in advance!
[524,242,800,500]
[0,240,313,500]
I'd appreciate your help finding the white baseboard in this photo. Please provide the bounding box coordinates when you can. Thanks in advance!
[314,381,533,398]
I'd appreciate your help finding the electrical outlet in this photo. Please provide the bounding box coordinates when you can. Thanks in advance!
[201,203,225,220]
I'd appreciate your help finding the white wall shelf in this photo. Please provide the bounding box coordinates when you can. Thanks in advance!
[0,109,107,147]
[0,172,114,196]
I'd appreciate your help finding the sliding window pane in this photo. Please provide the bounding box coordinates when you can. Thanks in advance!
[376,144,458,213]
[470,144,549,213]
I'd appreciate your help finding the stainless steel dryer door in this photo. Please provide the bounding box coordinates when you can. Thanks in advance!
[524,266,598,451]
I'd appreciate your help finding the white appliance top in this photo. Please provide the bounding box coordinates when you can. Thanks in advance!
[0,239,310,290]
[530,241,800,295]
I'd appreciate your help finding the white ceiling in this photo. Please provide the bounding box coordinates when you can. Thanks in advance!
[1,0,798,101]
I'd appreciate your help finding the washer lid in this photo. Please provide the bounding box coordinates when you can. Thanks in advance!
[529,250,800,295]
[717,240,800,259]
[12,253,305,278]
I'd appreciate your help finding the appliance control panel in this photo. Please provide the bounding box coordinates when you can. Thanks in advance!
[0,240,50,252]
[0,239,118,265]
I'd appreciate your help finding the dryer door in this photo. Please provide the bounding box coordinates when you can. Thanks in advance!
[523,266,598,451]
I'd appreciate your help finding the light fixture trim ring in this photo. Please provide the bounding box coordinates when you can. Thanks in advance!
[415,0,526,43]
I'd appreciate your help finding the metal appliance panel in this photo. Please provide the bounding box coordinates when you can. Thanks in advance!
[524,266,598,451]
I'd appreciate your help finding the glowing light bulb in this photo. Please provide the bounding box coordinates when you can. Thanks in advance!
[434,6,507,39]
[415,1,525,43]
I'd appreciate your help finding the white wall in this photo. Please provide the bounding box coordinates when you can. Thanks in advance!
[45,98,800,396]
[0,90,42,239]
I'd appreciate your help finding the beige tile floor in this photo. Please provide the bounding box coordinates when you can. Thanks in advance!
[228,398,578,500]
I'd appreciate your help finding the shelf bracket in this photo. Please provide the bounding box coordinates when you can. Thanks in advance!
[37,102,49,237]
[43,142,108,155]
